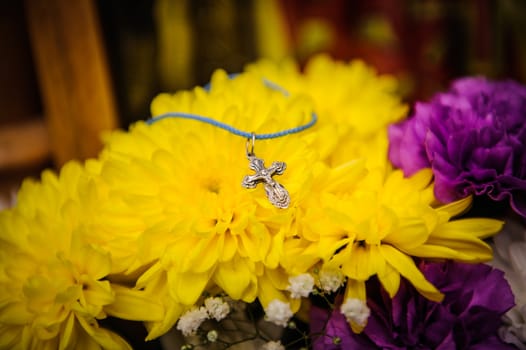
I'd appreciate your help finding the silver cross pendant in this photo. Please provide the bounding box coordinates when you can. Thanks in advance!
[241,135,290,209]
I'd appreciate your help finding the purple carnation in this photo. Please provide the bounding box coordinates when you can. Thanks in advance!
[310,261,515,349]
[388,77,526,217]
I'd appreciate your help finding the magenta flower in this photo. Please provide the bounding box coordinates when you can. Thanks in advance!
[310,261,515,349]
[388,77,526,217]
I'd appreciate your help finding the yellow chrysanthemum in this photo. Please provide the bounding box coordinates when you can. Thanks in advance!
[0,162,164,349]
[246,54,407,131]
[96,72,319,337]
[245,54,408,169]
[281,162,503,331]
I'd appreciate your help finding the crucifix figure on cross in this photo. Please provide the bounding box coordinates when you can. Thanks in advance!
[242,155,290,209]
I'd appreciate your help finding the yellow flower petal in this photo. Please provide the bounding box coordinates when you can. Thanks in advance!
[135,261,163,290]
[433,218,504,240]
[181,237,219,273]
[403,243,485,261]
[168,271,210,306]
[213,257,256,301]
[0,302,33,324]
[0,326,20,349]
[423,235,493,262]
[77,316,132,350]
[384,168,432,196]
[72,243,111,281]
[237,224,271,262]
[264,229,284,269]
[264,266,290,291]
[319,160,368,193]
[145,300,186,341]
[382,218,430,249]
[380,245,443,302]
[340,244,385,281]
[280,239,319,275]
[58,313,75,350]
[436,195,472,219]
[377,262,400,298]
[218,233,238,262]
[318,236,350,262]
[105,285,164,322]
[344,279,366,301]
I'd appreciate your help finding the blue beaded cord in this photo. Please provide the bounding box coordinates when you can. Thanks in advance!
[146,76,317,140]
[145,111,317,140]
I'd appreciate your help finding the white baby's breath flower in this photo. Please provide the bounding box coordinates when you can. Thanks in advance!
[319,269,344,292]
[287,273,315,298]
[206,330,219,342]
[176,307,209,336]
[340,298,370,327]
[204,296,230,321]
[264,299,293,327]
[262,340,285,350]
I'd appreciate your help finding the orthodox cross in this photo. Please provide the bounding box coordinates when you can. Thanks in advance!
[242,138,290,209]
[242,155,290,209]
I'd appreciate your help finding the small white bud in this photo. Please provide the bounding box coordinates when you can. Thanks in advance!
[176,307,209,336]
[262,340,285,350]
[204,297,230,321]
[287,273,315,298]
[340,298,370,327]
[319,269,344,293]
[206,330,218,342]
[264,299,293,327]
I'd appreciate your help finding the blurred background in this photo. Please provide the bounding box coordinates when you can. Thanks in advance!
[0,0,525,346]
[2,0,526,181]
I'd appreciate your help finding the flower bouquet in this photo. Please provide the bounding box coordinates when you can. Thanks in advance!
[0,55,525,349]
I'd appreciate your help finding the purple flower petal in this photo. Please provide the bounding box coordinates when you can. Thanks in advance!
[312,261,515,348]
[388,77,526,217]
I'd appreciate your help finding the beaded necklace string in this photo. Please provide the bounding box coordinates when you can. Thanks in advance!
[146,111,317,140]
